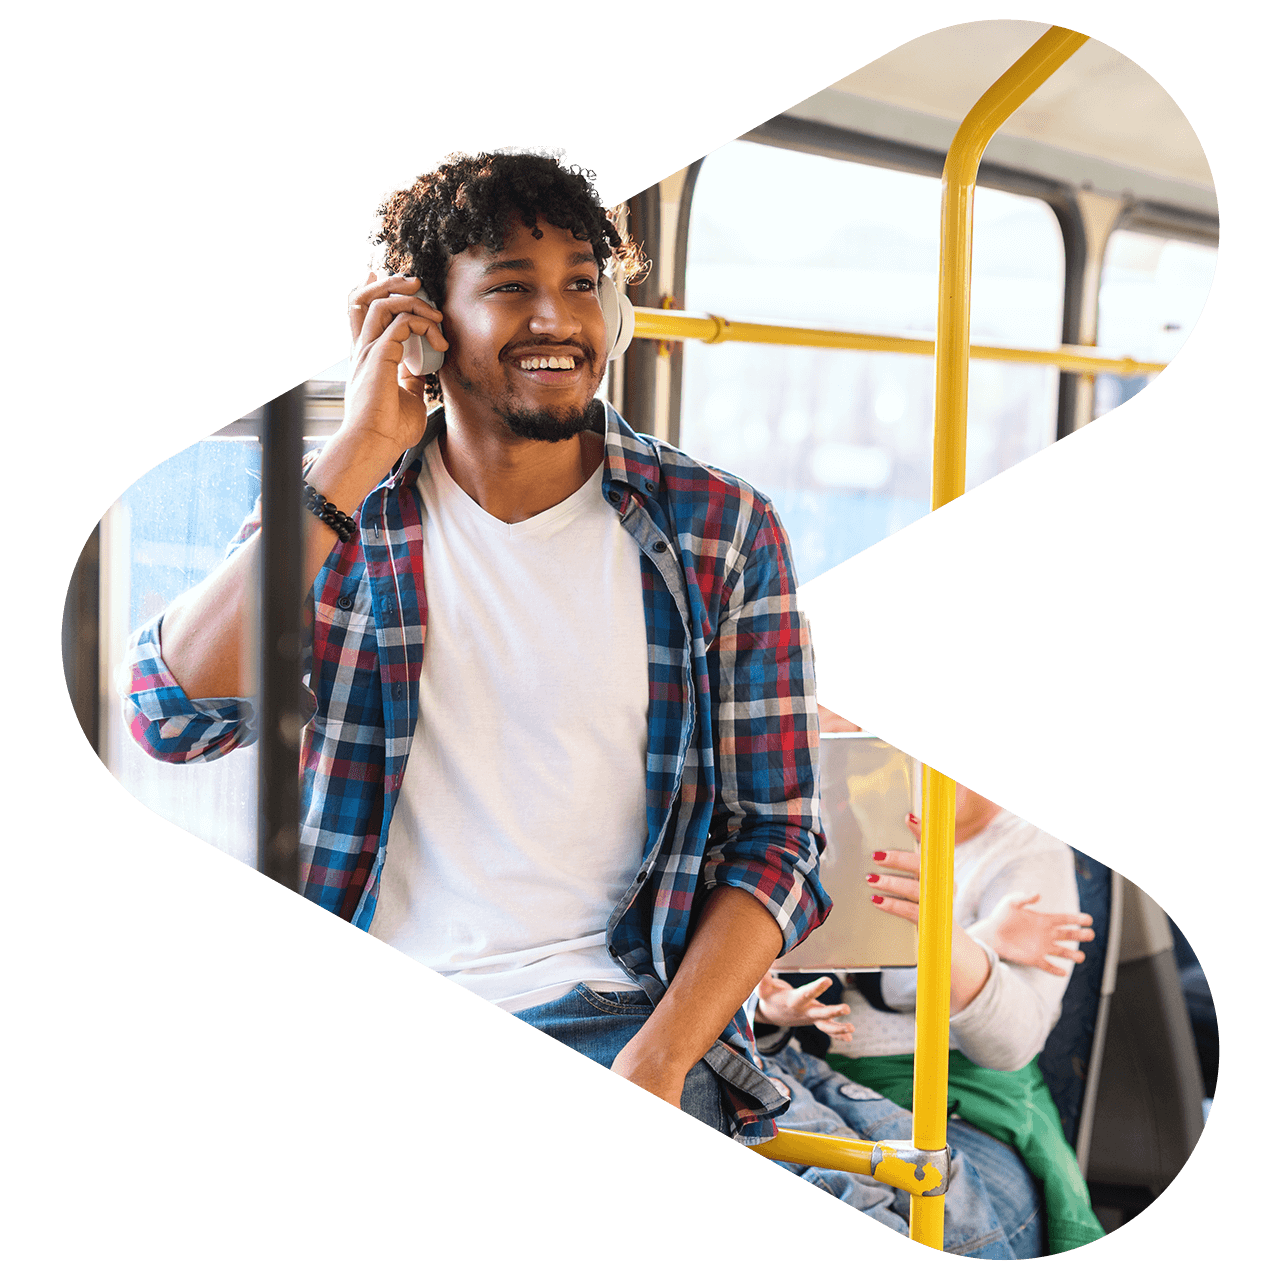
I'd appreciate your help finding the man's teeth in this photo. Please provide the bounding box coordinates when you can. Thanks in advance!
[519,356,576,370]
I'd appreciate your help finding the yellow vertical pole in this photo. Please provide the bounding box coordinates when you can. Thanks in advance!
[910,764,956,1247]
[910,26,1089,1250]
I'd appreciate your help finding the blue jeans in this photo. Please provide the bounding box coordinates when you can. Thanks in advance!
[766,1043,1044,1259]
[515,984,732,1135]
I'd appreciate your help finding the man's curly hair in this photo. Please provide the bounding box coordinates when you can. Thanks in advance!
[374,151,648,398]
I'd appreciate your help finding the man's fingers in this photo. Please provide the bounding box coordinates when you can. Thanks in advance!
[350,276,444,348]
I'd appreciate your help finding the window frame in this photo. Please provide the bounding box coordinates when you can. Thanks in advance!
[644,114,1217,449]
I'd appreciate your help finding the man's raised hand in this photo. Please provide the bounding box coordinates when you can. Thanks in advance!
[343,272,447,461]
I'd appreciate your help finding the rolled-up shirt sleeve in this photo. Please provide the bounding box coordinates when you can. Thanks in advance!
[701,502,831,954]
[118,616,259,762]
[115,484,325,766]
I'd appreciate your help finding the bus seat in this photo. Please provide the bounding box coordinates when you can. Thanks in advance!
[1038,850,1121,1176]
[1081,878,1206,1225]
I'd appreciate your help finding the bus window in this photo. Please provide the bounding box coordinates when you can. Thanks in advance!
[98,429,263,866]
[678,140,1064,583]
[1093,229,1217,419]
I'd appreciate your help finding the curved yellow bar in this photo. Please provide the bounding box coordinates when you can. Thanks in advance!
[631,308,1164,377]
[912,26,1089,1250]
[730,27,1088,1252]
[932,24,1090,508]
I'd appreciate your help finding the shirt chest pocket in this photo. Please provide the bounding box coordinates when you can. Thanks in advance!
[311,585,380,719]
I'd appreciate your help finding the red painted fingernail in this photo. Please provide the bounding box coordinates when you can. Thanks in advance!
[866,874,880,883]
[871,895,884,905]
[873,851,887,861]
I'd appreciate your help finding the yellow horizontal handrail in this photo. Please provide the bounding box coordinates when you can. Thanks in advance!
[754,1129,875,1178]
[632,307,1162,377]
[752,1129,946,1197]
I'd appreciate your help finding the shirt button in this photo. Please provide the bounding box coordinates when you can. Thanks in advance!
[338,595,353,609]
[644,482,655,494]
[652,541,667,554]
[607,489,620,504]
[636,867,647,883]
[608,945,618,958]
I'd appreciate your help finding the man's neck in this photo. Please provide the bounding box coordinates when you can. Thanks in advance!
[436,409,605,524]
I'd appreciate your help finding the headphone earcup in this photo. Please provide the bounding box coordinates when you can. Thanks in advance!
[403,288,444,376]
[599,274,634,362]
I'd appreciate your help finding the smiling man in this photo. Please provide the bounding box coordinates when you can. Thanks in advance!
[431,225,606,445]
[122,152,829,1141]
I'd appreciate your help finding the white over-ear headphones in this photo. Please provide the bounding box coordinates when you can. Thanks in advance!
[599,273,635,363]
[402,272,634,378]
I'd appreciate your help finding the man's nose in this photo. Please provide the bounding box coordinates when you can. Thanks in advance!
[527,289,583,339]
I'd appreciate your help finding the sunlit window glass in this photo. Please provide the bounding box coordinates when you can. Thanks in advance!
[679,140,1064,583]
[1093,229,1217,419]
[100,432,262,866]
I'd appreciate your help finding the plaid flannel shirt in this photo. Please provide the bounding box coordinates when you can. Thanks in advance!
[122,402,830,1141]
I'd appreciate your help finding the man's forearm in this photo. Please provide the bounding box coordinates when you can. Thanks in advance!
[610,886,783,1106]
[160,430,402,700]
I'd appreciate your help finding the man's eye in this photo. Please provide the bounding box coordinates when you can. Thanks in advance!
[488,279,596,295]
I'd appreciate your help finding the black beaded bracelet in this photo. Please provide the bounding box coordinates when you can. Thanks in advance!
[303,482,356,543]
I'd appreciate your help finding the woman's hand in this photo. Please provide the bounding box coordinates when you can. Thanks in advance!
[865,843,924,923]
[982,894,1094,975]
[755,974,854,1043]
[865,812,931,922]
[868,814,991,1011]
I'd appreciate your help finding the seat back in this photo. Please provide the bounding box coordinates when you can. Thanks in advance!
[1038,850,1122,1174]
[1083,879,1206,1200]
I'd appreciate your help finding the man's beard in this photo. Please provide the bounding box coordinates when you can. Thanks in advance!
[451,355,605,442]
[502,398,603,442]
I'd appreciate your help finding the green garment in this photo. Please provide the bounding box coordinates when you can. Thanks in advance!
[829,1050,1104,1254]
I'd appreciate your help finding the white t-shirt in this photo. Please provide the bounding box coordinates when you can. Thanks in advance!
[369,438,651,1012]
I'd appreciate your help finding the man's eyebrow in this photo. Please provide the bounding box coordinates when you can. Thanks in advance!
[479,251,599,276]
